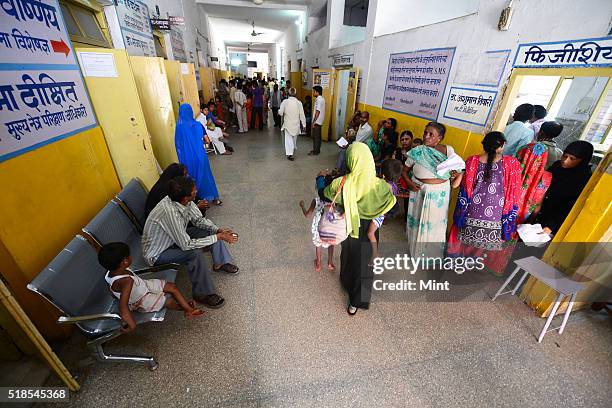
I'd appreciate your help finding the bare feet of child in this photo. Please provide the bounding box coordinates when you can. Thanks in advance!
[314,259,322,272]
[328,263,335,272]
[185,301,204,319]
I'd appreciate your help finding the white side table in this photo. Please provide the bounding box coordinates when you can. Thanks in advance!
[492,256,583,343]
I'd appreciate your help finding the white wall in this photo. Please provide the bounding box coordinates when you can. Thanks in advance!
[143,0,200,65]
[329,0,366,49]
[366,0,612,131]
[374,0,479,37]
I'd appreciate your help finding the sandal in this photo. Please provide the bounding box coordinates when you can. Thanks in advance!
[213,199,223,206]
[194,294,225,309]
[213,263,239,274]
[347,305,357,316]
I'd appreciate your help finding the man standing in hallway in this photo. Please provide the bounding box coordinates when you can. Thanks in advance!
[142,177,239,309]
[355,111,373,143]
[279,87,306,161]
[229,80,237,128]
[271,84,282,128]
[309,85,325,156]
[234,83,248,133]
[251,80,264,130]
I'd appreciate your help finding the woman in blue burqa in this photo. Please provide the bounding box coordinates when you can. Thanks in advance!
[175,103,222,205]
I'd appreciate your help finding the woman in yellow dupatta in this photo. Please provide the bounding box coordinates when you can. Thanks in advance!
[321,143,396,315]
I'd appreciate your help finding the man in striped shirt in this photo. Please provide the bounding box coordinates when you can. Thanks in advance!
[142,177,239,308]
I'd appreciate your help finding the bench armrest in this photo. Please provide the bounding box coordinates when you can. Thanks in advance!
[58,313,121,324]
[133,263,182,274]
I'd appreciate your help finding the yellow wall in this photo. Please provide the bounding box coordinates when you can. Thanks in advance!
[0,127,120,339]
[200,67,216,104]
[78,48,160,189]
[130,56,178,169]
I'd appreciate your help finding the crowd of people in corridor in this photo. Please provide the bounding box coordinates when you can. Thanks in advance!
[102,76,596,323]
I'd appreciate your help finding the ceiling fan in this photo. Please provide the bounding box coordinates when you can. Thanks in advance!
[250,20,265,37]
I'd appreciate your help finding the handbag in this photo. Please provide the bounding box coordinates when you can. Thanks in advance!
[318,176,348,245]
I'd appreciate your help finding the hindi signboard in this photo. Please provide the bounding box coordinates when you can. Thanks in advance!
[150,18,170,31]
[442,86,497,127]
[383,47,455,121]
[170,25,186,62]
[513,36,612,68]
[0,0,97,163]
[116,0,156,57]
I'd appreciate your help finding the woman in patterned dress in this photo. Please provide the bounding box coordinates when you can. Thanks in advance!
[447,132,522,275]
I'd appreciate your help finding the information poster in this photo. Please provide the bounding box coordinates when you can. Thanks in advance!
[0,0,97,163]
[313,71,330,89]
[170,25,186,62]
[382,47,455,120]
[116,0,155,57]
[442,86,497,127]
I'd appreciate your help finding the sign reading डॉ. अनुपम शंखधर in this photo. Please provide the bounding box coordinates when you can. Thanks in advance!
[442,87,497,127]
[0,0,97,163]
[115,0,156,57]
[513,36,612,68]
[382,47,455,121]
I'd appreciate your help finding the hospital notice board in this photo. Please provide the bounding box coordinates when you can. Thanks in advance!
[382,47,455,121]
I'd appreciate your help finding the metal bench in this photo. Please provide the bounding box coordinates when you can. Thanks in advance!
[81,201,148,272]
[28,235,182,370]
[492,256,583,343]
[115,178,149,233]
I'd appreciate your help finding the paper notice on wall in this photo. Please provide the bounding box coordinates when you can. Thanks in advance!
[454,50,510,87]
[181,63,190,74]
[0,0,97,163]
[313,71,331,89]
[382,47,455,121]
[78,52,118,77]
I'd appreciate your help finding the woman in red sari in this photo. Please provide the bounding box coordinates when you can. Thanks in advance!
[448,132,522,275]
[515,141,552,223]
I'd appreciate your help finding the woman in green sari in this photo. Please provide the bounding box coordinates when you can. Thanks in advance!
[401,122,463,259]
[318,143,396,315]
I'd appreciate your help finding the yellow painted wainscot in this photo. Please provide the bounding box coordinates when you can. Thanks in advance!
[0,127,120,339]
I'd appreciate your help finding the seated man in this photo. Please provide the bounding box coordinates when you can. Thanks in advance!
[142,177,239,309]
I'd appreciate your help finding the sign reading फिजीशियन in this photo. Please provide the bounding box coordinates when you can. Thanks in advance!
[115,0,156,57]
[514,36,612,68]
[0,0,97,163]
[382,47,455,121]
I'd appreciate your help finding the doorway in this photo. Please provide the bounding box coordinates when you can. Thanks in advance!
[494,67,612,160]
[334,69,350,141]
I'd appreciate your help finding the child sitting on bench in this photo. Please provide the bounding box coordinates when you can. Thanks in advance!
[98,242,204,333]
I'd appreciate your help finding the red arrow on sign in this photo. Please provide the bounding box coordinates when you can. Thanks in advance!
[51,39,70,57]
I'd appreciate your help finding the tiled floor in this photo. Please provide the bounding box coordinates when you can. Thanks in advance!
[46,123,611,407]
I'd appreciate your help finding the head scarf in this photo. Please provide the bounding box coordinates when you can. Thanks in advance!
[327,143,396,238]
[546,140,593,201]
[144,163,186,218]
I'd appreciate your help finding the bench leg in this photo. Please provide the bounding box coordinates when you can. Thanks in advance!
[492,266,521,301]
[537,293,564,343]
[558,293,577,335]
[87,331,158,371]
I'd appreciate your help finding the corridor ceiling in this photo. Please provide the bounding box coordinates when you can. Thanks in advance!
[198,0,309,49]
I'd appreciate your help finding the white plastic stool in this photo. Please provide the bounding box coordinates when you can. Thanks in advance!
[492,256,583,343]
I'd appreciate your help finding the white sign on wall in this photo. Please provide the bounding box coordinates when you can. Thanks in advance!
[442,86,497,127]
[116,0,156,57]
[513,36,612,68]
[0,0,97,163]
[382,47,455,121]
